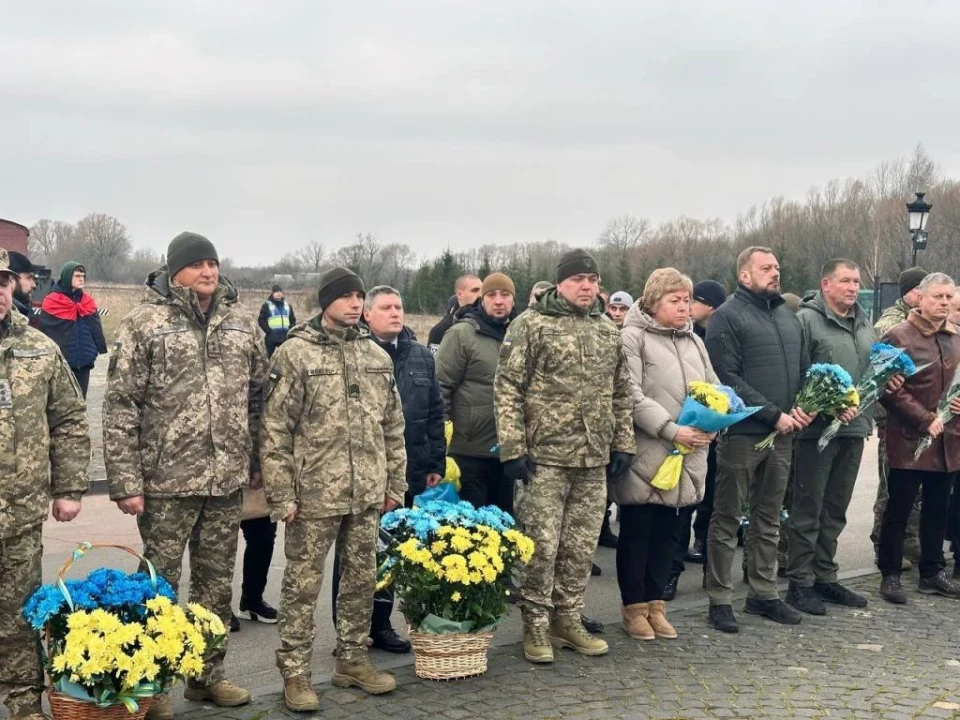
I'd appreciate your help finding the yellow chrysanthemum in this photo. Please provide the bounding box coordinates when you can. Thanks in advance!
[451,591,462,602]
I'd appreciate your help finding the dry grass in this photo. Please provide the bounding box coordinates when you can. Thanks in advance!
[87,284,440,344]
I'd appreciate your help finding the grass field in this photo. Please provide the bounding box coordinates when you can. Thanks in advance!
[87,284,440,343]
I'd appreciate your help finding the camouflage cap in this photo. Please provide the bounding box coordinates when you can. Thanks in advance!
[0,248,21,279]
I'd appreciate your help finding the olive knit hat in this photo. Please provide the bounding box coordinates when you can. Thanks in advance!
[167,232,219,279]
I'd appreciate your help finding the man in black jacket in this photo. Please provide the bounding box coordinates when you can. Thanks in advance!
[332,285,446,653]
[427,274,482,352]
[704,247,814,633]
[257,284,297,357]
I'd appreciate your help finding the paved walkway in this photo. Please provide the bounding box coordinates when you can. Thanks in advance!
[171,575,960,720]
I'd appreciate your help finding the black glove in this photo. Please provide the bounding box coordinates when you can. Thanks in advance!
[607,451,634,481]
[503,456,536,486]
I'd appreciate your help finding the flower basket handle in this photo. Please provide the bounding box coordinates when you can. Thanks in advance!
[55,541,159,612]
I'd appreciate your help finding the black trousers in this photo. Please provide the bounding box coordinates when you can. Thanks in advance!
[878,468,958,579]
[240,516,277,603]
[671,442,717,575]
[617,503,682,605]
[71,366,91,399]
[452,455,514,516]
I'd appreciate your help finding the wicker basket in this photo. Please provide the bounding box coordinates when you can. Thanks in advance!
[408,628,495,680]
[49,693,154,720]
[46,543,162,720]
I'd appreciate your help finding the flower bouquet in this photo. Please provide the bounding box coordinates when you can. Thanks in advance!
[914,362,960,459]
[817,343,924,452]
[650,382,760,491]
[22,543,226,720]
[378,501,534,679]
[755,364,859,451]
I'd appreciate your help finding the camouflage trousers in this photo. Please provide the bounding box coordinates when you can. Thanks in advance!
[138,493,241,685]
[0,527,43,717]
[871,429,921,560]
[276,508,379,678]
[515,464,606,629]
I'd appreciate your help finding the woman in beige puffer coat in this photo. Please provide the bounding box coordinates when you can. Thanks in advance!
[612,268,719,641]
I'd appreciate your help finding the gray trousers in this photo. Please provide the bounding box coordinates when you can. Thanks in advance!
[707,434,792,604]
[786,437,864,586]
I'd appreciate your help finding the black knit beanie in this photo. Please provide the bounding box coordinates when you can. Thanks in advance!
[556,248,600,283]
[167,232,219,278]
[317,266,365,311]
[898,266,927,298]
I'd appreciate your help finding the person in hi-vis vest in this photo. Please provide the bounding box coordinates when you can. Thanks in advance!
[258,284,297,357]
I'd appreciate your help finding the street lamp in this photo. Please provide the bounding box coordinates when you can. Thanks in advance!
[906,191,932,266]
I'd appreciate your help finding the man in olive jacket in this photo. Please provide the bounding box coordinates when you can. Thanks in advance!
[704,246,814,633]
[495,249,635,664]
[786,260,883,615]
[0,249,88,720]
[261,267,406,711]
[103,232,268,716]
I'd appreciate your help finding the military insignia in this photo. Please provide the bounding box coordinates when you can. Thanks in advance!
[265,368,282,400]
[108,341,121,376]
[0,379,12,409]
[499,338,513,361]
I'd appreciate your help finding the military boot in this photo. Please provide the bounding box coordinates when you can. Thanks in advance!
[523,625,554,663]
[332,658,397,695]
[183,680,251,707]
[283,674,320,712]
[146,695,173,720]
[549,617,609,656]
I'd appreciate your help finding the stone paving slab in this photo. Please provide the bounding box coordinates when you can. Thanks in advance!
[174,575,960,720]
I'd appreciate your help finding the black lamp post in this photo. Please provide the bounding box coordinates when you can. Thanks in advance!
[906,191,932,267]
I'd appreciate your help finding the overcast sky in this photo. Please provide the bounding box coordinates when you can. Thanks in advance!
[2,1,957,265]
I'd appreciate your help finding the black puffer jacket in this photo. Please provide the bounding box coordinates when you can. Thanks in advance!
[705,285,810,435]
[373,326,446,495]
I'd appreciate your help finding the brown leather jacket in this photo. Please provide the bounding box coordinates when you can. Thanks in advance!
[879,311,960,473]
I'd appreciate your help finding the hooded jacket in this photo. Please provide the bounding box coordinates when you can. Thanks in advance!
[103,268,269,499]
[435,301,514,458]
[371,326,445,496]
[260,317,407,520]
[704,285,809,435]
[0,309,89,538]
[612,305,718,508]
[494,288,636,468]
[796,292,875,440]
[39,262,107,370]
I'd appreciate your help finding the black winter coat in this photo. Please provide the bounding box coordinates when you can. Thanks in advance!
[373,327,446,495]
[705,284,810,435]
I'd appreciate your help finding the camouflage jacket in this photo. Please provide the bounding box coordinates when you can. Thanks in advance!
[103,270,268,499]
[260,317,407,520]
[494,289,636,469]
[873,299,910,425]
[0,310,89,538]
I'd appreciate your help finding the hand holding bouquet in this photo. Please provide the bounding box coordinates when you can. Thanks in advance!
[755,363,858,451]
[650,382,759,491]
[914,362,960,459]
[817,343,922,451]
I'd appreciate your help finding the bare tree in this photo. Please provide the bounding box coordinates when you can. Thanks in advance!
[295,240,325,274]
[29,219,76,262]
[597,214,652,253]
[73,213,132,282]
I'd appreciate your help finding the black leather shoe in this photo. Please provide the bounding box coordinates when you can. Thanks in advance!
[580,614,604,634]
[813,581,868,608]
[598,528,619,549]
[229,613,240,633]
[743,597,802,625]
[786,583,826,616]
[591,563,601,577]
[685,538,704,563]
[239,596,278,624]
[370,627,412,654]
[662,572,680,601]
[708,604,739,633]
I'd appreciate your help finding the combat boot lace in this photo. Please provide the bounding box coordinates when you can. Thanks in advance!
[332,657,397,695]
[183,679,251,707]
[647,600,678,639]
[549,617,609,656]
[523,626,554,663]
[879,574,907,604]
[145,695,173,720]
[918,570,960,599]
[283,674,320,713]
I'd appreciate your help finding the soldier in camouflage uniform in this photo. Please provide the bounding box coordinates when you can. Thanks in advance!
[0,248,89,720]
[871,267,926,567]
[495,248,635,664]
[261,267,407,712]
[103,233,267,720]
